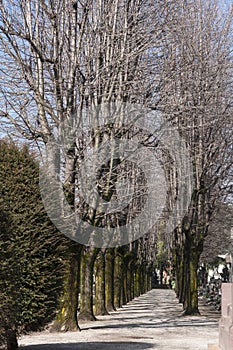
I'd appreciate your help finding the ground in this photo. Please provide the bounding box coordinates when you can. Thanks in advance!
[19,289,220,350]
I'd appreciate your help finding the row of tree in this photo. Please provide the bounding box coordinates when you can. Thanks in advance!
[1,138,232,350]
[161,0,233,314]
[0,139,157,349]
[0,0,232,342]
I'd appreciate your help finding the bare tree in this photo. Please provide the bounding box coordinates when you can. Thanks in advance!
[159,0,233,314]
[0,0,169,329]
[201,202,233,264]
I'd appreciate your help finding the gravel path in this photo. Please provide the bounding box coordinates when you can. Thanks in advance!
[19,289,220,350]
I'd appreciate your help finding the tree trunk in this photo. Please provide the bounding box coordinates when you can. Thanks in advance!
[122,265,128,305]
[124,253,135,302]
[174,250,180,298]
[140,264,146,294]
[126,264,132,302]
[105,248,115,312]
[134,265,140,297]
[129,262,135,300]
[52,245,81,331]
[175,248,186,303]
[114,253,123,309]
[183,244,200,315]
[6,330,18,350]
[94,250,108,316]
[78,247,99,322]
[146,266,152,292]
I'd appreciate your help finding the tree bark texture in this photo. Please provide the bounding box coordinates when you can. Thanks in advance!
[52,247,81,331]
[94,250,108,316]
[78,247,100,321]
[105,248,115,312]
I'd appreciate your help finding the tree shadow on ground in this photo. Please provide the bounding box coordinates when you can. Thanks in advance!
[19,341,155,350]
[82,316,218,332]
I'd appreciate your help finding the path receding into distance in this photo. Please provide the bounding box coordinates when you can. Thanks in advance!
[19,289,220,350]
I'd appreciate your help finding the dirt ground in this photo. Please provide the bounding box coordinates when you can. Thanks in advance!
[18,289,220,350]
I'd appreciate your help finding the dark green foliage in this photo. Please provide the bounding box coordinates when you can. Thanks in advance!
[0,140,65,349]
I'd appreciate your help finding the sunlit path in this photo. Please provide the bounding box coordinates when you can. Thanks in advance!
[19,289,219,350]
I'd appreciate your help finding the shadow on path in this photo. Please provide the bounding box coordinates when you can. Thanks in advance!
[20,341,155,350]
[19,290,219,350]
[82,318,218,332]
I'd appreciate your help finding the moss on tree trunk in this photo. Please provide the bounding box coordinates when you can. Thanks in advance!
[129,263,135,300]
[114,253,123,308]
[94,250,108,316]
[140,264,147,294]
[146,266,152,292]
[78,247,99,322]
[105,248,115,312]
[122,266,128,305]
[52,248,81,331]
[183,246,200,315]
[134,265,140,297]
[175,229,203,315]
[126,263,133,302]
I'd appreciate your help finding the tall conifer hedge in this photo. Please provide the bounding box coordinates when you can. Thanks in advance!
[0,140,65,350]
